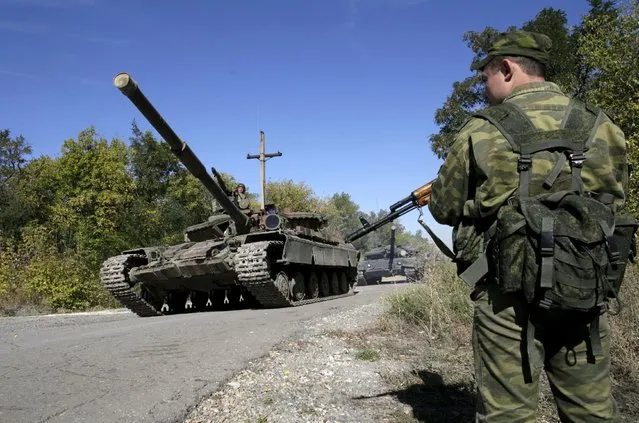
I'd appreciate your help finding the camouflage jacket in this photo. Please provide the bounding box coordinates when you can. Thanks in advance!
[428,81,628,262]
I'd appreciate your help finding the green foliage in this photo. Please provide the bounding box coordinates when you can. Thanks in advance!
[576,0,639,215]
[0,128,136,312]
[265,179,323,212]
[0,129,31,186]
[53,127,135,267]
[1,225,117,313]
[430,74,485,159]
[320,192,363,242]
[429,8,582,158]
[17,156,59,225]
[128,120,181,202]
[0,129,33,240]
[0,246,27,306]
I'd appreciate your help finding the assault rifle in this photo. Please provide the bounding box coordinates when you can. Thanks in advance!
[346,180,454,259]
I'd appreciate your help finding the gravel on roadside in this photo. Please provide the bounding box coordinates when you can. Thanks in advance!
[183,301,421,423]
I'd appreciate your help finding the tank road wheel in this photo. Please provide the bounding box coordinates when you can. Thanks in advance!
[319,272,330,297]
[306,271,319,299]
[291,271,306,302]
[330,272,340,295]
[339,272,349,294]
[274,271,291,300]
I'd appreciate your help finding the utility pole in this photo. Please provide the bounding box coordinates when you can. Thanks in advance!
[246,130,282,210]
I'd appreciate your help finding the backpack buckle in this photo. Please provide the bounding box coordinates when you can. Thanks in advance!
[518,156,532,171]
[538,298,553,309]
[541,245,554,256]
[540,226,554,257]
[569,153,586,168]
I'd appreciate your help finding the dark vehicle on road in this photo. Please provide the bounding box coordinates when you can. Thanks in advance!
[356,226,420,285]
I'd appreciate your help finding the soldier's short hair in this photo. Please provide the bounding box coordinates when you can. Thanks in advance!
[485,55,546,78]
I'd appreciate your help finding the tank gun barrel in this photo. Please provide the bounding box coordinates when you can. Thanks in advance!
[113,72,251,233]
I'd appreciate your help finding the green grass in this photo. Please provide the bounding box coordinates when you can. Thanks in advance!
[355,348,380,362]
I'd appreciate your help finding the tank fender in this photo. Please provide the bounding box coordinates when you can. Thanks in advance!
[282,237,358,267]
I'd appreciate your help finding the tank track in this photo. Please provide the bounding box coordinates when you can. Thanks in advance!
[234,240,355,308]
[99,254,162,317]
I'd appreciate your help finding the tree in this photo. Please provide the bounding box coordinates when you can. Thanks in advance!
[429,8,580,158]
[11,156,59,233]
[53,127,135,266]
[319,192,363,242]
[128,120,181,203]
[1,127,132,312]
[265,179,323,212]
[576,0,639,214]
[0,129,31,189]
[0,130,33,241]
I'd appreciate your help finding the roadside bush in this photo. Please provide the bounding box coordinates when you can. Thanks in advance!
[0,246,38,312]
[381,260,473,342]
[0,225,118,314]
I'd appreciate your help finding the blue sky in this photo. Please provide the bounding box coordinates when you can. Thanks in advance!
[1,0,592,247]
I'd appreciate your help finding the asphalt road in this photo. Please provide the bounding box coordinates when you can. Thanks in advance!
[0,285,394,423]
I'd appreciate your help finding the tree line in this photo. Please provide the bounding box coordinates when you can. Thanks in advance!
[0,122,431,313]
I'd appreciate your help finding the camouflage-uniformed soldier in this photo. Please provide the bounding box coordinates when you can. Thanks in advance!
[428,30,627,422]
[233,183,250,210]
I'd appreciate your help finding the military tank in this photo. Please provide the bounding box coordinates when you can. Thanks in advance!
[99,72,360,317]
[356,225,420,285]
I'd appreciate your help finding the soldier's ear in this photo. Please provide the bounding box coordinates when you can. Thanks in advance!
[501,59,514,81]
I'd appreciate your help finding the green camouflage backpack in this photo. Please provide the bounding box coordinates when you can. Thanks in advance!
[472,99,637,367]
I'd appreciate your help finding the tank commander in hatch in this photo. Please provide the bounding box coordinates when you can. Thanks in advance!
[233,183,251,210]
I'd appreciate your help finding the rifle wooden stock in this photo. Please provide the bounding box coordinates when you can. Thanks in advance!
[345,179,436,243]
[413,180,433,206]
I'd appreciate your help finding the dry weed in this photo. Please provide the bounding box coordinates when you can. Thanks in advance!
[609,263,639,418]
[379,261,472,344]
[374,259,639,422]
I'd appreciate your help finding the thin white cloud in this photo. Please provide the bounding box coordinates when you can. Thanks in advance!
[0,20,128,45]
[342,0,428,30]
[0,20,47,34]
[0,0,96,8]
[0,68,39,79]
[385,0,428,5]
[80,35,128,46]
[79,76,101,86]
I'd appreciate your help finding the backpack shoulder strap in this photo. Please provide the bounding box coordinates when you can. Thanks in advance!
[559,98,602,192]
[473,102,537,153]
[474,102,538,197]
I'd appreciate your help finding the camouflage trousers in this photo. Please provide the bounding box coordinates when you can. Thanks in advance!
[472,286,619,422]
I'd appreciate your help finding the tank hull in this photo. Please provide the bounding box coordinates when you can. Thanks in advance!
[358,255,419,285]
[100,234,359,317]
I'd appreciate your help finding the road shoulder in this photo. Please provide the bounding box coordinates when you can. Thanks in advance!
[183,293,476,423]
